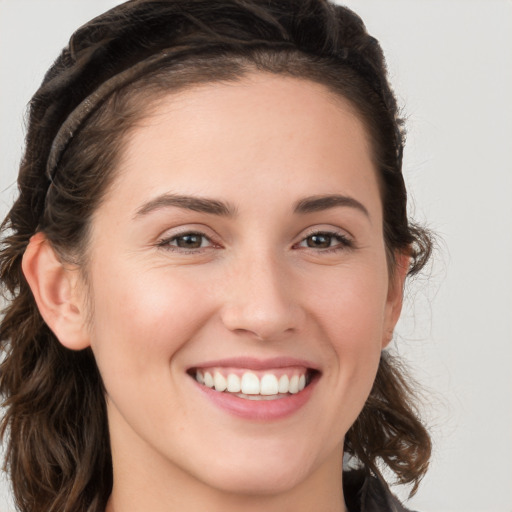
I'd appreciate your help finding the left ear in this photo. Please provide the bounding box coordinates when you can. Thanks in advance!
[382,250,410,349]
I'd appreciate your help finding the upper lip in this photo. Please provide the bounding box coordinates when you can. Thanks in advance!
[189,356,320,372]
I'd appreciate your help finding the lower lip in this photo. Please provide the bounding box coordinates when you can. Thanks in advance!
[193,375,318,421]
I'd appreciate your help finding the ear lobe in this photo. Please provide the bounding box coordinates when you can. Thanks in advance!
[22,232,90,350]
[382,251,410,349]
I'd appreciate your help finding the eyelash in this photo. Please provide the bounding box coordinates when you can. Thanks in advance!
[157,229,354,255]
[295,230,354,253]
[157,231,218,253]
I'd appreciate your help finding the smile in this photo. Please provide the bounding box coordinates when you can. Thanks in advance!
[188,358,320,420]
[194,367,312,400]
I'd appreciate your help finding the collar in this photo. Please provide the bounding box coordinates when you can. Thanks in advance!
[343,470,415,512]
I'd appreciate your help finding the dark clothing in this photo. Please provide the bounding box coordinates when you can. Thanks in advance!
[344,470,414,512]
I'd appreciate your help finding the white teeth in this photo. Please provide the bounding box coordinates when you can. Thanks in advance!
[299,374,306,391]
[195,369,311,397]
[278,374,289,393]
[214,371,227,392]
[260,374,279,395]
[227,373,241,393]
[204,371,214,388]
[241,372,260,394]
[289,375,299,394]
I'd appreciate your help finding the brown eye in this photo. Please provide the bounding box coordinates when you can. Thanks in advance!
[297,231,353,251]
[175,234,204,248]
[306,233,333,248]
[159,232,212,250]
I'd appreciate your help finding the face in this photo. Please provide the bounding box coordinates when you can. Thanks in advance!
[81,73,403,497]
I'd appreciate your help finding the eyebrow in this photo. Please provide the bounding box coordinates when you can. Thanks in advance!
[294,194,370,217]
[135,193,237,218]
[134,192,369,219]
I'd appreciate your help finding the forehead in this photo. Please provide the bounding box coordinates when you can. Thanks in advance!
[102,73,380,219]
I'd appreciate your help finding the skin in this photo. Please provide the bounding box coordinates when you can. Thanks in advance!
[23,73,407,512]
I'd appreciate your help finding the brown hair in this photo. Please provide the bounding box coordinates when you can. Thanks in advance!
[1,1,432,510]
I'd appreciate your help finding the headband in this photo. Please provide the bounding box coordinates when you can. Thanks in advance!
[45,49,183,181]
[45,43,398,183]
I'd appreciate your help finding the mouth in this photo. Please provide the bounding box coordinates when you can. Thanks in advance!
[187,366,319,401]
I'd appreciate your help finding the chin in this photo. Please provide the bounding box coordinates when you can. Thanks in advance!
[201,465,306,497]
[187,442,322,498]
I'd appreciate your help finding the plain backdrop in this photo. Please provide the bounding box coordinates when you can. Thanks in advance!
[0,1,511,511]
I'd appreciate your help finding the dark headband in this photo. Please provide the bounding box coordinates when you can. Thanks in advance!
[46,49,182,181]
[45,43,397,183]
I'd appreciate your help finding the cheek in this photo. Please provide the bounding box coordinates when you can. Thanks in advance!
[304,262,388,400]
[306,262,388,346]
[86,262,215,385]
[85,263,220,443]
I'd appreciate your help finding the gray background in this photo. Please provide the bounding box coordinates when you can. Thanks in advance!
[1,1,511,511]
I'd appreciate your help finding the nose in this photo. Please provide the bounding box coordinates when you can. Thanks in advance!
[220,251,304,341]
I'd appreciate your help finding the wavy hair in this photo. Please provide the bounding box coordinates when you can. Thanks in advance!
[1,1,432,510]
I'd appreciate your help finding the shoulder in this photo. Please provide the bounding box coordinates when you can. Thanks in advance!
[343,470,417,512]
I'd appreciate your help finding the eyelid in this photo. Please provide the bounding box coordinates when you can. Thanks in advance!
[299,224,354,241]
[157,223,219,240]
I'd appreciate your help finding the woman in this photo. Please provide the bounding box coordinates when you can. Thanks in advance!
[0,1,432,511]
